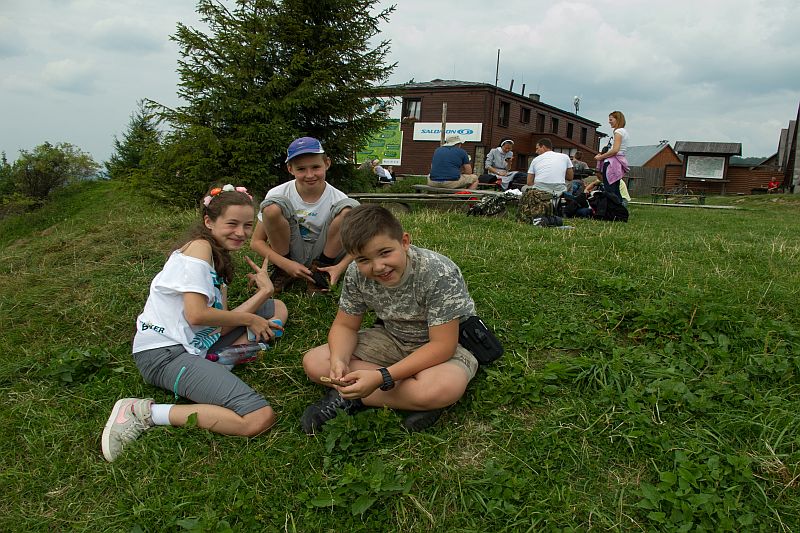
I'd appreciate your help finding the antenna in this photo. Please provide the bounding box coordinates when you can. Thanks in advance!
[573,96,580,114]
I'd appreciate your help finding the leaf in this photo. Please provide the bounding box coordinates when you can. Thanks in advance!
[351,495,377,515]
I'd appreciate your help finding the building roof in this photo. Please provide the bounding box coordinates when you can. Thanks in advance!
[625,144,669,166]
[380,79,601,126]
[674,141,742,156]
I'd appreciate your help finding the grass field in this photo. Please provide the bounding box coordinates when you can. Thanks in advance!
[1,180,799,531]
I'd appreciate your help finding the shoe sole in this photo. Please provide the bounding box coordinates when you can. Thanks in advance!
[101,398,135,462]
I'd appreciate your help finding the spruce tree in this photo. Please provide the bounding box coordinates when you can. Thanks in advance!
[152,0,395,200]
[106,101,162,181]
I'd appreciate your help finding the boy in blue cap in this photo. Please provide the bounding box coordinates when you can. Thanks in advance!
[251,137,359,293]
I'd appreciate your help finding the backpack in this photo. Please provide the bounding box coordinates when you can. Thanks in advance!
[562,191,589,218]
[588,190,629,222]
[517,189,555,222]
[466,194,509,217]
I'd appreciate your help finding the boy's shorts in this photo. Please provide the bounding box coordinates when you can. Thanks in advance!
[352,325,479,381]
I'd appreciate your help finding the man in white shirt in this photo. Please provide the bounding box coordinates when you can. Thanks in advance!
[526,138,573,195]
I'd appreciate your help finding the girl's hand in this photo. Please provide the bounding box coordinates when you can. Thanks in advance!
[244,256,274,294]
[247,314,276,342]
[338,369,383,400]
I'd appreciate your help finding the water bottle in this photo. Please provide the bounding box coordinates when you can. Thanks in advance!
[206,342,268,366]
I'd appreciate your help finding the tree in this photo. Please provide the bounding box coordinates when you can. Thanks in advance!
[106,101,162,181]
[150,0,396,202]
[11,142,99,200]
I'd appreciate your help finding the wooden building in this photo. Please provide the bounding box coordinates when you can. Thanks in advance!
[663,141,781,195]
[624,143,683,197]
[377,79,603,176]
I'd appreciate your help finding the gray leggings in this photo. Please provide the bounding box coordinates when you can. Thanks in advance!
[132,300,275,416]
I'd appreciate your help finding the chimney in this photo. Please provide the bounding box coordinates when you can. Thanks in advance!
[529,93,540,102]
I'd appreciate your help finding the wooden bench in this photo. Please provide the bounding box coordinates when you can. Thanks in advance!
[412,184,502,196]
[348,191,485,212]
[650,187,706,205]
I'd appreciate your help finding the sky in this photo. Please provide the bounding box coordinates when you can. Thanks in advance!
[2,0,799,164]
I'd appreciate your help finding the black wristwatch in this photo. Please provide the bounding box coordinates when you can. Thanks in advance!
[378,367,395,391]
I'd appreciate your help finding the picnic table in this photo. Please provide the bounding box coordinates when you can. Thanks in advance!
[651,186,706,205]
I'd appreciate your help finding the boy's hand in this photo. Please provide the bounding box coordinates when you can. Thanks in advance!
[316,263,344,286]
[330,359,350,382]
[338,369,383,400]
[283,259,314,283]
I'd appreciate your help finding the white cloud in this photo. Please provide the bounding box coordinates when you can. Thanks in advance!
[0,0,798,162]
[41,58,98,93]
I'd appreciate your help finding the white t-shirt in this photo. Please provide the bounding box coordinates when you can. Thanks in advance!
[611,128,630,155]
[527,150,573,184]
[263,180,348,242]
[132,251,224,356]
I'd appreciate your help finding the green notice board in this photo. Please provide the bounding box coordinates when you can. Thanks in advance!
[356,119,402,166]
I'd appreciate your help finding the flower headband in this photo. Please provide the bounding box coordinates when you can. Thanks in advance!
[203,184,253,207]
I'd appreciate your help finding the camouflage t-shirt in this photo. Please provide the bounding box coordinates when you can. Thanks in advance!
[339,245,476,345]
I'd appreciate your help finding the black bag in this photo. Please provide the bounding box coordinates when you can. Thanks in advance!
[589,190,629,222]
[459,316,504,365]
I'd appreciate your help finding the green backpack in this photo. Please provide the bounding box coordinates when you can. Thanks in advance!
[517,189,555,222]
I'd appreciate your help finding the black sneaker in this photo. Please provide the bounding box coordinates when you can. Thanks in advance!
[301,388,365,434]
[401,408,444,432]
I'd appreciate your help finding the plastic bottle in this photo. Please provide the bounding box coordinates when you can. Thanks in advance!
[206,342,268,366]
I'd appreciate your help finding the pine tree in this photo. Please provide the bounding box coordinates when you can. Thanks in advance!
[151,0,395,200]
[106,101,162,181]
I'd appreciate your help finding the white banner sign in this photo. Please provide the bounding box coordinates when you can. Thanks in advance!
[412,123,483,142]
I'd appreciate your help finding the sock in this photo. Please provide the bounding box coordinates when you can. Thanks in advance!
[317,253,336,267]
[150,404,174,426]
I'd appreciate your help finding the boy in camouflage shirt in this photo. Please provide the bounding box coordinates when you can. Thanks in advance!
[301,204,480,434]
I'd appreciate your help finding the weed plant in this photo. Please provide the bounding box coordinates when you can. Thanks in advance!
[1,181,799,531]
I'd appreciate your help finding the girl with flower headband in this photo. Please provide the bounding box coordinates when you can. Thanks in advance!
[101,184,288,462]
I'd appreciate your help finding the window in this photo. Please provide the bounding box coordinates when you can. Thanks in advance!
[537,113,546,131]
[520,107,531,124]
[550,117,559,134]
[402,98,421,120]
[580,127,588,145]
[566,122,574,139]
[498,101,510,127]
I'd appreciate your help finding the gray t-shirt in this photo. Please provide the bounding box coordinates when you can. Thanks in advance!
[339,245,476,345]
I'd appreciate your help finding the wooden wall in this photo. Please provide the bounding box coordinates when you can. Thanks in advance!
[663,163,782,195]
[393,87,601,176]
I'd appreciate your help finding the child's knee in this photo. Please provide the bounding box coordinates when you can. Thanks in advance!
[302,345,330,375]
[242,406,275,436]
[262,203,286,223]
[272,299,288,322]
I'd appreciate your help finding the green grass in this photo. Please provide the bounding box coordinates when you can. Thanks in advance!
[2,180,800,531]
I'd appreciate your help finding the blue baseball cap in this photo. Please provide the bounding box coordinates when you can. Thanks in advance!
[286,136,325,162]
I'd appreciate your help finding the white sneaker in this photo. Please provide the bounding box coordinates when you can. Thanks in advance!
[101,398,154,462]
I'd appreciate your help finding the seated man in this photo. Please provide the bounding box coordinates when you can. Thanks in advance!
[571,151,590,173]
[767,178,782,193]
[427,135,479,190]
[526,137,573,196]
[479,139,526,190]
[371,160,394,183]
